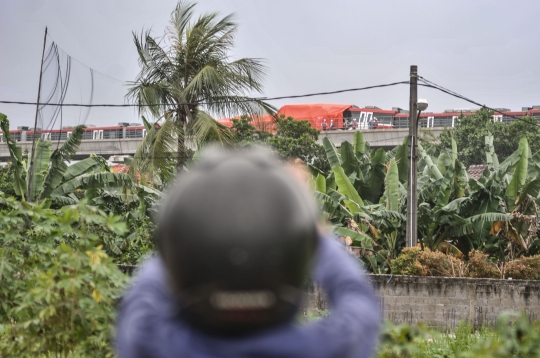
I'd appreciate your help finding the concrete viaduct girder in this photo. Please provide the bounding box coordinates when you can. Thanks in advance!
[0,128,444,161]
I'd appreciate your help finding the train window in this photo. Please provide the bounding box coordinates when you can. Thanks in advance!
[0,134,3,142]
[67,132,71,138]
[365,113,373,122]
[394,118,408,128]
[42,132,51,141]
[142,129,147,137]
[82,131,92,140]
[492,115,503,122]
[93,130,104,139]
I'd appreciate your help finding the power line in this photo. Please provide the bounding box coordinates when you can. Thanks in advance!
[418,76,540,128]
[0,81,409,107]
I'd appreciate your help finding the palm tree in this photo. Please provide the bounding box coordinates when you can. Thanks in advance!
[127,1,274,177]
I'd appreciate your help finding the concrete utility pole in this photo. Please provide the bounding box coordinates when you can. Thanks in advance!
[406,65,418,247]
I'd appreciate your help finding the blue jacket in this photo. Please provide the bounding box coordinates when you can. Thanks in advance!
[117,237,380,357]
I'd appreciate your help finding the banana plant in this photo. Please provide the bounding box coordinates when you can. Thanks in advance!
[416,140,470,252]
[488,136,540,259]
[0,113,133,205]
[315,132,540,273]
[316,137,408,273]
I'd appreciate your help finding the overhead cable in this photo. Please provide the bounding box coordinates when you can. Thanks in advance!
[418,76,540,128]
[0,81,409,107]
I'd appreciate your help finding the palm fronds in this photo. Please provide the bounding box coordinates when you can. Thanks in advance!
[126,1,273,176]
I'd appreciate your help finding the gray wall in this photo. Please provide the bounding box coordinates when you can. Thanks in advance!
[303,275,540,330]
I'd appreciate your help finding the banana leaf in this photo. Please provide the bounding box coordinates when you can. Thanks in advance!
[485,133,499,170]
[451,137,458,164]
[385,158,399,211]
[368,209,406,222]
[517,178,540,203]
[39,126,86,200]
[333,166,364,207]
[436,152,453,176]
[505,136,529,205]
[134,184,163,198]
[28,140,53,201]
[453,160,467,198]
[314,190,351,219]
[495,145,522,180]
[449,212,512,238]
[334,227,373,249]
[418,143,443,180]
[322,137,342,168]
[340,141,359,177]
[361,148,386,203]
[52,196,79,206]
[63,156,106,181]
[0,114,27,199]
[327,188,346,204]
[315,174,326,194]
[435,168,454,207]
[468,212,512,224]
[353,131,365,156]
[528,150,540,178]
[51,173,133,197]
[307,164,325,178]
[395,136,409,183]
[326,172,336,191]
[441,197,470,213]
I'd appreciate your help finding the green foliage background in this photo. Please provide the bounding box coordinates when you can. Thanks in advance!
[231,115,330,172]
[0,196,128,357]
[0,164,15,196]
[437,108,540,167]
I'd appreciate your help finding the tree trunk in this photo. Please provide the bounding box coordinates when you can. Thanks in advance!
[176,109,187,171]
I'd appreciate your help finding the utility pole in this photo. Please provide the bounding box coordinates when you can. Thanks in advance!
[406,65,418,247]
[27,27,48,202]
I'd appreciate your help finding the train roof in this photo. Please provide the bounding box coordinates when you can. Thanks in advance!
[278,103,354,120]
[346,108,397,114]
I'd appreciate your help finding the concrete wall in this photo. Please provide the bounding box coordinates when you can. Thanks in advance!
[303,275,540,329]
[118,265,540,329]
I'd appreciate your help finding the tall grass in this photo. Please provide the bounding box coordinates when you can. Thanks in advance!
[377,312,540,357]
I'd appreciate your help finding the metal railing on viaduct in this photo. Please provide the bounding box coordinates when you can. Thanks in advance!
[0,128,444,161]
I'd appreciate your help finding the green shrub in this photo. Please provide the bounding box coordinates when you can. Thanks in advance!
[467,250,500,279]
[392,247,466,277]
[391,247,426,276]
[505,255,540,280]
[0,194,128,357]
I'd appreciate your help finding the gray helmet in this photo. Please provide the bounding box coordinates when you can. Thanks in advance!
[156,147,319,336]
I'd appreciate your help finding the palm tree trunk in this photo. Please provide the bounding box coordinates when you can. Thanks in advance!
[177,133,185,170]
[176,109,187,171]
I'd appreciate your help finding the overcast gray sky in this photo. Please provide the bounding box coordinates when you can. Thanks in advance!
[1,0,539,127]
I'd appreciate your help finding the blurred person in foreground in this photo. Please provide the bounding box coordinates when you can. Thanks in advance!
[116,147,380,358]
